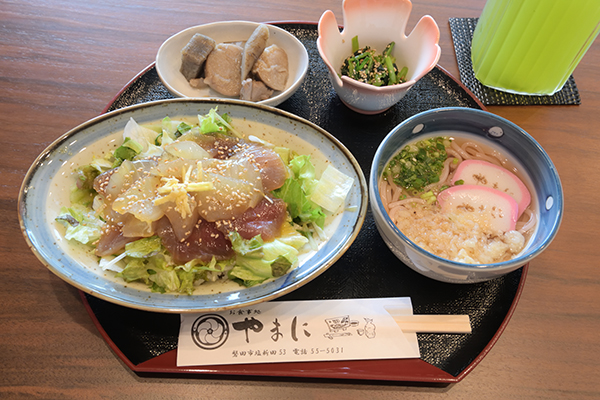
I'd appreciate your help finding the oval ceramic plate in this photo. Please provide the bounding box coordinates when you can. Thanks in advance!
[156,21,309,106]
[18,99,367,313]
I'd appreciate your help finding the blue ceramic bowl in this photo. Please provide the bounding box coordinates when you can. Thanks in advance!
[369,107,563,283]
[19,99,367,312]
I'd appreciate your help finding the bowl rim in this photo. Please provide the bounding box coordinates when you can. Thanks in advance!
[155,20,309,106]
[370,106,564,272]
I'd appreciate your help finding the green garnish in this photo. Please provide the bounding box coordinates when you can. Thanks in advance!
[113,137,143,166]
[176,121,193,137]
[384,137,449,192]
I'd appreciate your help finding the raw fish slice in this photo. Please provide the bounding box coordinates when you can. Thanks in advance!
[252,44,289,91]
[233,142,287,191]
[155,216,234,264]
[95,224,141,257]
[195,157,264,222]
[218,197,288,241]
[93,160,157,199]
[452,160,531,217]
[111,174,164,223]
[240,78,274,102]
[180,33,216,81]
[241,24,270,81]
[437,185,519,233]
[121,213,155,238]
[193,135,240,159]
[204,43,243,97]
[163,140,211,160]
[160,198,199,242]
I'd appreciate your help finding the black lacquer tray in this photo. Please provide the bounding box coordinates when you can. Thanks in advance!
[82,23,526,384]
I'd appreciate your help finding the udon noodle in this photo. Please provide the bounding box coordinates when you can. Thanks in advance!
[379,135,537,264]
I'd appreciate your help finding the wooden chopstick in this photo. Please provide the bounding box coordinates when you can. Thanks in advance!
[391,315,471,333]
[384,306,471,333]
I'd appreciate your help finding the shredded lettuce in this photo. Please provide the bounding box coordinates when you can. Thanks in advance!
[227,231,303,287]
[262,241,298,273]
[277,220,310,249]
[148,266,180,293]
[113,137,143,162]
[116,255,180,294]
[229,232,265,256]
[273,178,325,229]
[229,256,276,287]
[124,236,162,258]
[89,156,113,173]
[272,155,326,229]
[120,117,164,161]
[179,258,231,289]
[289,155,318,193]
[158,116,179,145]
[70,184,95,207]
[69,163,107,207]
[176,269,197,295]
[309,165,354,213]
[115,253,231,295]
[198,107,241,137]
[117,258,151,283]
[55,206,102,245]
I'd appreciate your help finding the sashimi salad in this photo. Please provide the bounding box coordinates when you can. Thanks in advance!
[56,108,353,294]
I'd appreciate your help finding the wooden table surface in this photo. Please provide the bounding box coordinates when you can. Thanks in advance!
[2,0,599,398]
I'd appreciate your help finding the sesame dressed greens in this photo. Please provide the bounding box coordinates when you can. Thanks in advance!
[340,36,408,86]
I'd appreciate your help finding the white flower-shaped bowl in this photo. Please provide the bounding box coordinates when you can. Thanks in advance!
[317,0,441,114]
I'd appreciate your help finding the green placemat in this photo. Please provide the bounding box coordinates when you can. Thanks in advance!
[449,17,581,105]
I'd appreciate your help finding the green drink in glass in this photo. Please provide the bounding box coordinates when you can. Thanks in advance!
[471,0,600,95]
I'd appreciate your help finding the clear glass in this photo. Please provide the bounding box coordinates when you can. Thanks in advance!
[471,0,600,96]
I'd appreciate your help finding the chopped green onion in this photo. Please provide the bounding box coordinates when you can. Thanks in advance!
[384,137,448,192]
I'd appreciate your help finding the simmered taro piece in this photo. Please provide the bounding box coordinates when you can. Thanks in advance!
[204,43,244,97]
[252,44,289,91]
[240,78,274,102]
[241,24,269,81]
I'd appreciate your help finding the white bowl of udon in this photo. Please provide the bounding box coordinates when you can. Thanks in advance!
[370,107,563,283]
